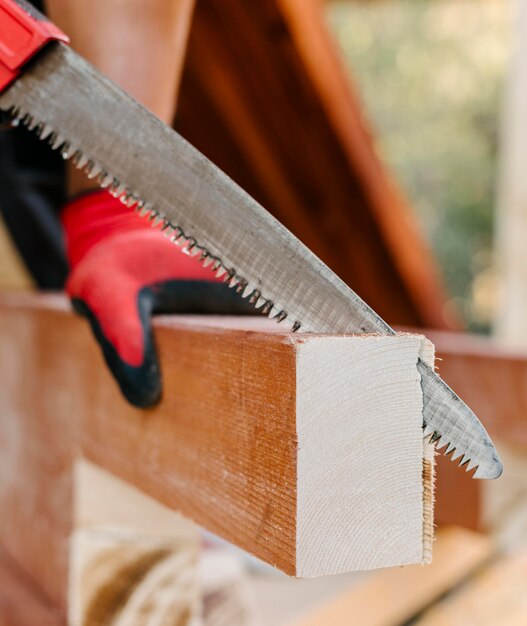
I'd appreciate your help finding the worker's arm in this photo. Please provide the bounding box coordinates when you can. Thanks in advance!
[45,0,195,196]
[43,0,254,407]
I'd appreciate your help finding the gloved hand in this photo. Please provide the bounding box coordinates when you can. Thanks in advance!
[62,190,255,408]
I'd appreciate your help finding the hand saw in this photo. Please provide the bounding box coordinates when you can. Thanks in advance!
[0,0,502,479]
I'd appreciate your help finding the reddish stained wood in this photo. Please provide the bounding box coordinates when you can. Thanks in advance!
[178,0,452,328]
[0,293,296,607]
[428,329,527,446]
[435,454,481,531]
[277,0,452,329]
[0,550,63,626]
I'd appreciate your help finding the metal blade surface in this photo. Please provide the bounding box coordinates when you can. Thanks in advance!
[0,42,502,479]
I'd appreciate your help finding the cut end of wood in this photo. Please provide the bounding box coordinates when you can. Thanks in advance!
[295,333,436,577]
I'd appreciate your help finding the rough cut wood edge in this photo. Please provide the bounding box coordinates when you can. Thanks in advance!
[0,292,434,605]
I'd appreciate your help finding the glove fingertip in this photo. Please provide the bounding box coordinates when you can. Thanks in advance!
[71,297,162,408]
[114,355,162,408]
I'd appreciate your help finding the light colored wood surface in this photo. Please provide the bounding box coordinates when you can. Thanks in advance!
[288,527,494,626]
[295,334,434,575]
[0,292,433,608]
[71,530,200,626]
[70,461,201,626]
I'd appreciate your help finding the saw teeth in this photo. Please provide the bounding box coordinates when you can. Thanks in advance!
[240,283,255,299]
[127,195,140,209]
[50,134,65,150]
[459,455,471,468]
[260,300,274,316]
[228,275,239,288]
[429,431,441,444]
[72,150,88,169]
[202,255,218,269]
[60,142,73,159]
[223,268,236,283]
[248,289,261,305]
[274,310,287,323]
[170,226,185,242]
[466,459,478,473]
[444,442,457,456]
[97,171,113,188]
[84,160,95,177]
[184,238,199,255]
[138,203,153,217]
[21,113,33,127]
[38,123,53,140]
[26,117,39,131]
[423,424,435,439]
[451,448,465,462]
[108,179,126,195]
[235,278,248,294]
[14,108,303,345]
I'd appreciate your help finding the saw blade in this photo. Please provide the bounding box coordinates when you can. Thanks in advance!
[0,42,502,479]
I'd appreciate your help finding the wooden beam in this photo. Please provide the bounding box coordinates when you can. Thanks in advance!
[0,293,434,609]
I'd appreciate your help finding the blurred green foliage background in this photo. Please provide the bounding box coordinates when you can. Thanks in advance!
[327,0,511,331]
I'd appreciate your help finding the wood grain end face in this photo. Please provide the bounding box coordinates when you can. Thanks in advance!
[294,334,435,577]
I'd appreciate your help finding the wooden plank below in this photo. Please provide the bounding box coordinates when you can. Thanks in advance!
[0,550,63,626]
[288,527,494,626]
[415,550,527,626]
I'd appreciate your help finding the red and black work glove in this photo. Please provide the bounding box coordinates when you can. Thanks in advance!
[62,190,256,408]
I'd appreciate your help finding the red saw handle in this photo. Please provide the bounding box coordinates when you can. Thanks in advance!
[0,0,68,92]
